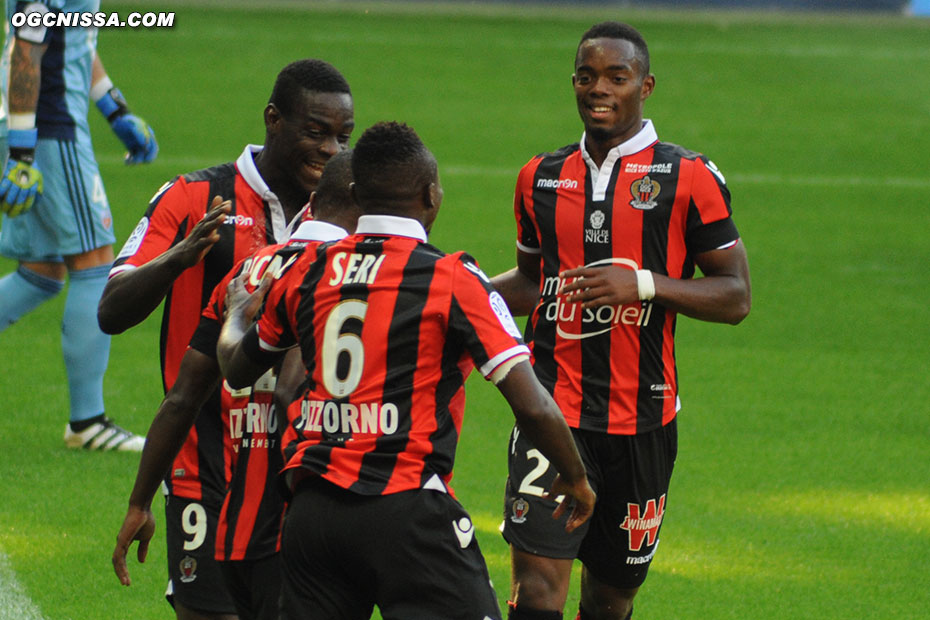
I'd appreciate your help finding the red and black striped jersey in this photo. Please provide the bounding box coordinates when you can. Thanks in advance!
[110,146,296,505]
[515,120,740,436]
[249,215,530,497]
[191,219,347,561]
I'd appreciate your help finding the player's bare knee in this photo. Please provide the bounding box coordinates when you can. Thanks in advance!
[512,571,569,612]
[580,581,637,619]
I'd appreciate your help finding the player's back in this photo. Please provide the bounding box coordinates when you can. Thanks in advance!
[289,233,462,492]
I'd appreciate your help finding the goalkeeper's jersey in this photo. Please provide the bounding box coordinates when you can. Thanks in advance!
[2,0,99,141]
[110,145,299,506]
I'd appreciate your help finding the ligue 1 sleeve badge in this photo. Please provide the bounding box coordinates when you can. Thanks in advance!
[510,498,529,524]
[630,175,661,210]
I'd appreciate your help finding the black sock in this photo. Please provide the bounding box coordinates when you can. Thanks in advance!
[576,604,632,620]
[508,602,563,620]
[69,413,105,432]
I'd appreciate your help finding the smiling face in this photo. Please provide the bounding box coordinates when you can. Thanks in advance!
[267,89,355,192]
[572,37,654,160]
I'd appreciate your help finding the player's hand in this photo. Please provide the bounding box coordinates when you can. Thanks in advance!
[0,158,43,217]
[111,113,158,164]
[112,505,156,586]
[559,265,639,309]
[225,269,273,325]
[547,473,596,533]
[172,196,231,268]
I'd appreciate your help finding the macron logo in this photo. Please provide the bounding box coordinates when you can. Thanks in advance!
[536,178,578,190]
[225,214,254,227]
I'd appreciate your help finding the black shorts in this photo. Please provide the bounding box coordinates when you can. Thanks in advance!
[164,494,237,615]
[219,554,282,620]
[280,477,503,620]
[501,419,678,589]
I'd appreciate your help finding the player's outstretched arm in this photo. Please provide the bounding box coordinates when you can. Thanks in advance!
[497,361,596,532]
[560,240,751,325]
[97,197,231,334]
[491,248,541,317]
[112,349,221,586]
[217,272,279,389]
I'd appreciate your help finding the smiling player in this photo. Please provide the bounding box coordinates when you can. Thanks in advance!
[98,59,355,620]
[491,22,751,620]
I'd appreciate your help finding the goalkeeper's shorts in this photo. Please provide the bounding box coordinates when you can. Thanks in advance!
[0,135,115,262]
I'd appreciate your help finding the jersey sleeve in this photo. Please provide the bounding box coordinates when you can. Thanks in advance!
[448,254,530,380]
[252,252,307,354]
[109,176,203,277]
[515,158,542,254]
[11,2,62,44]
[684,156,740,254]
[188,257,247,358]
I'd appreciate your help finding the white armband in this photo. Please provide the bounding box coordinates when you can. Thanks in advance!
[635,269,655,301]
[489,353,529,385]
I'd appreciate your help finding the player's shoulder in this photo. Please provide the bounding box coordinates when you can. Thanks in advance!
[181,161,238,184]
[654,141,726,185]
[411,243,473,277]
[527,142,580,166]
[653,140,707,163]
[146,162,235,211]
[418,241,448,260]
[447,250,493,286]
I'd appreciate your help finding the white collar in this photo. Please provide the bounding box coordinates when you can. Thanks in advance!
[580,119,658,164]
[289,219,348,243]
[354,215,428,242]
[579,119,659,202]
[235,145,290,241]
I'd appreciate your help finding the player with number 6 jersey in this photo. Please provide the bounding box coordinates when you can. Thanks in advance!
[217,121,595,620]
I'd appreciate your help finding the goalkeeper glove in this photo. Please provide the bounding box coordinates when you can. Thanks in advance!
[0,128,43,217]
[96,87,158,164]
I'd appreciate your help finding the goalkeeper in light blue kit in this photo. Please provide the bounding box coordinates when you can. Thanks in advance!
[0,0,157,451]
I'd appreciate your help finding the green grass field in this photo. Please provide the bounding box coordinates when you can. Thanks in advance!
[1,1,929,618]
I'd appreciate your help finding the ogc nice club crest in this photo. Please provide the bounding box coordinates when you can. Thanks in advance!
[630,175,661,210]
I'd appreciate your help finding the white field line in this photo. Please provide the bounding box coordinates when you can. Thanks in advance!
[0,551,45,620]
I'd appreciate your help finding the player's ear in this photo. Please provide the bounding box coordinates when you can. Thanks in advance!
[425,181,442,211]
[264,103,282,135]
[641,74,655,100]
[308,191,318,219]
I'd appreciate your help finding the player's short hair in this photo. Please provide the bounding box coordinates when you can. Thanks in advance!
[351,122,436,211]
[269,59,351,118]
[578,21,650,76]
[312,150,354,217]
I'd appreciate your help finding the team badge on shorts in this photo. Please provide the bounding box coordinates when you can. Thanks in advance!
[179,556,198,583]
[510,498,530,524]
[630,175,661,210]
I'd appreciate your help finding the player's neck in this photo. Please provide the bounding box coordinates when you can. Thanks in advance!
[253,152,309,221]
[584,119,644,168]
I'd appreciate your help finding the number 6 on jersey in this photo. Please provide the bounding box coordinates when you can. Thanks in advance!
[321,300,368,398]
